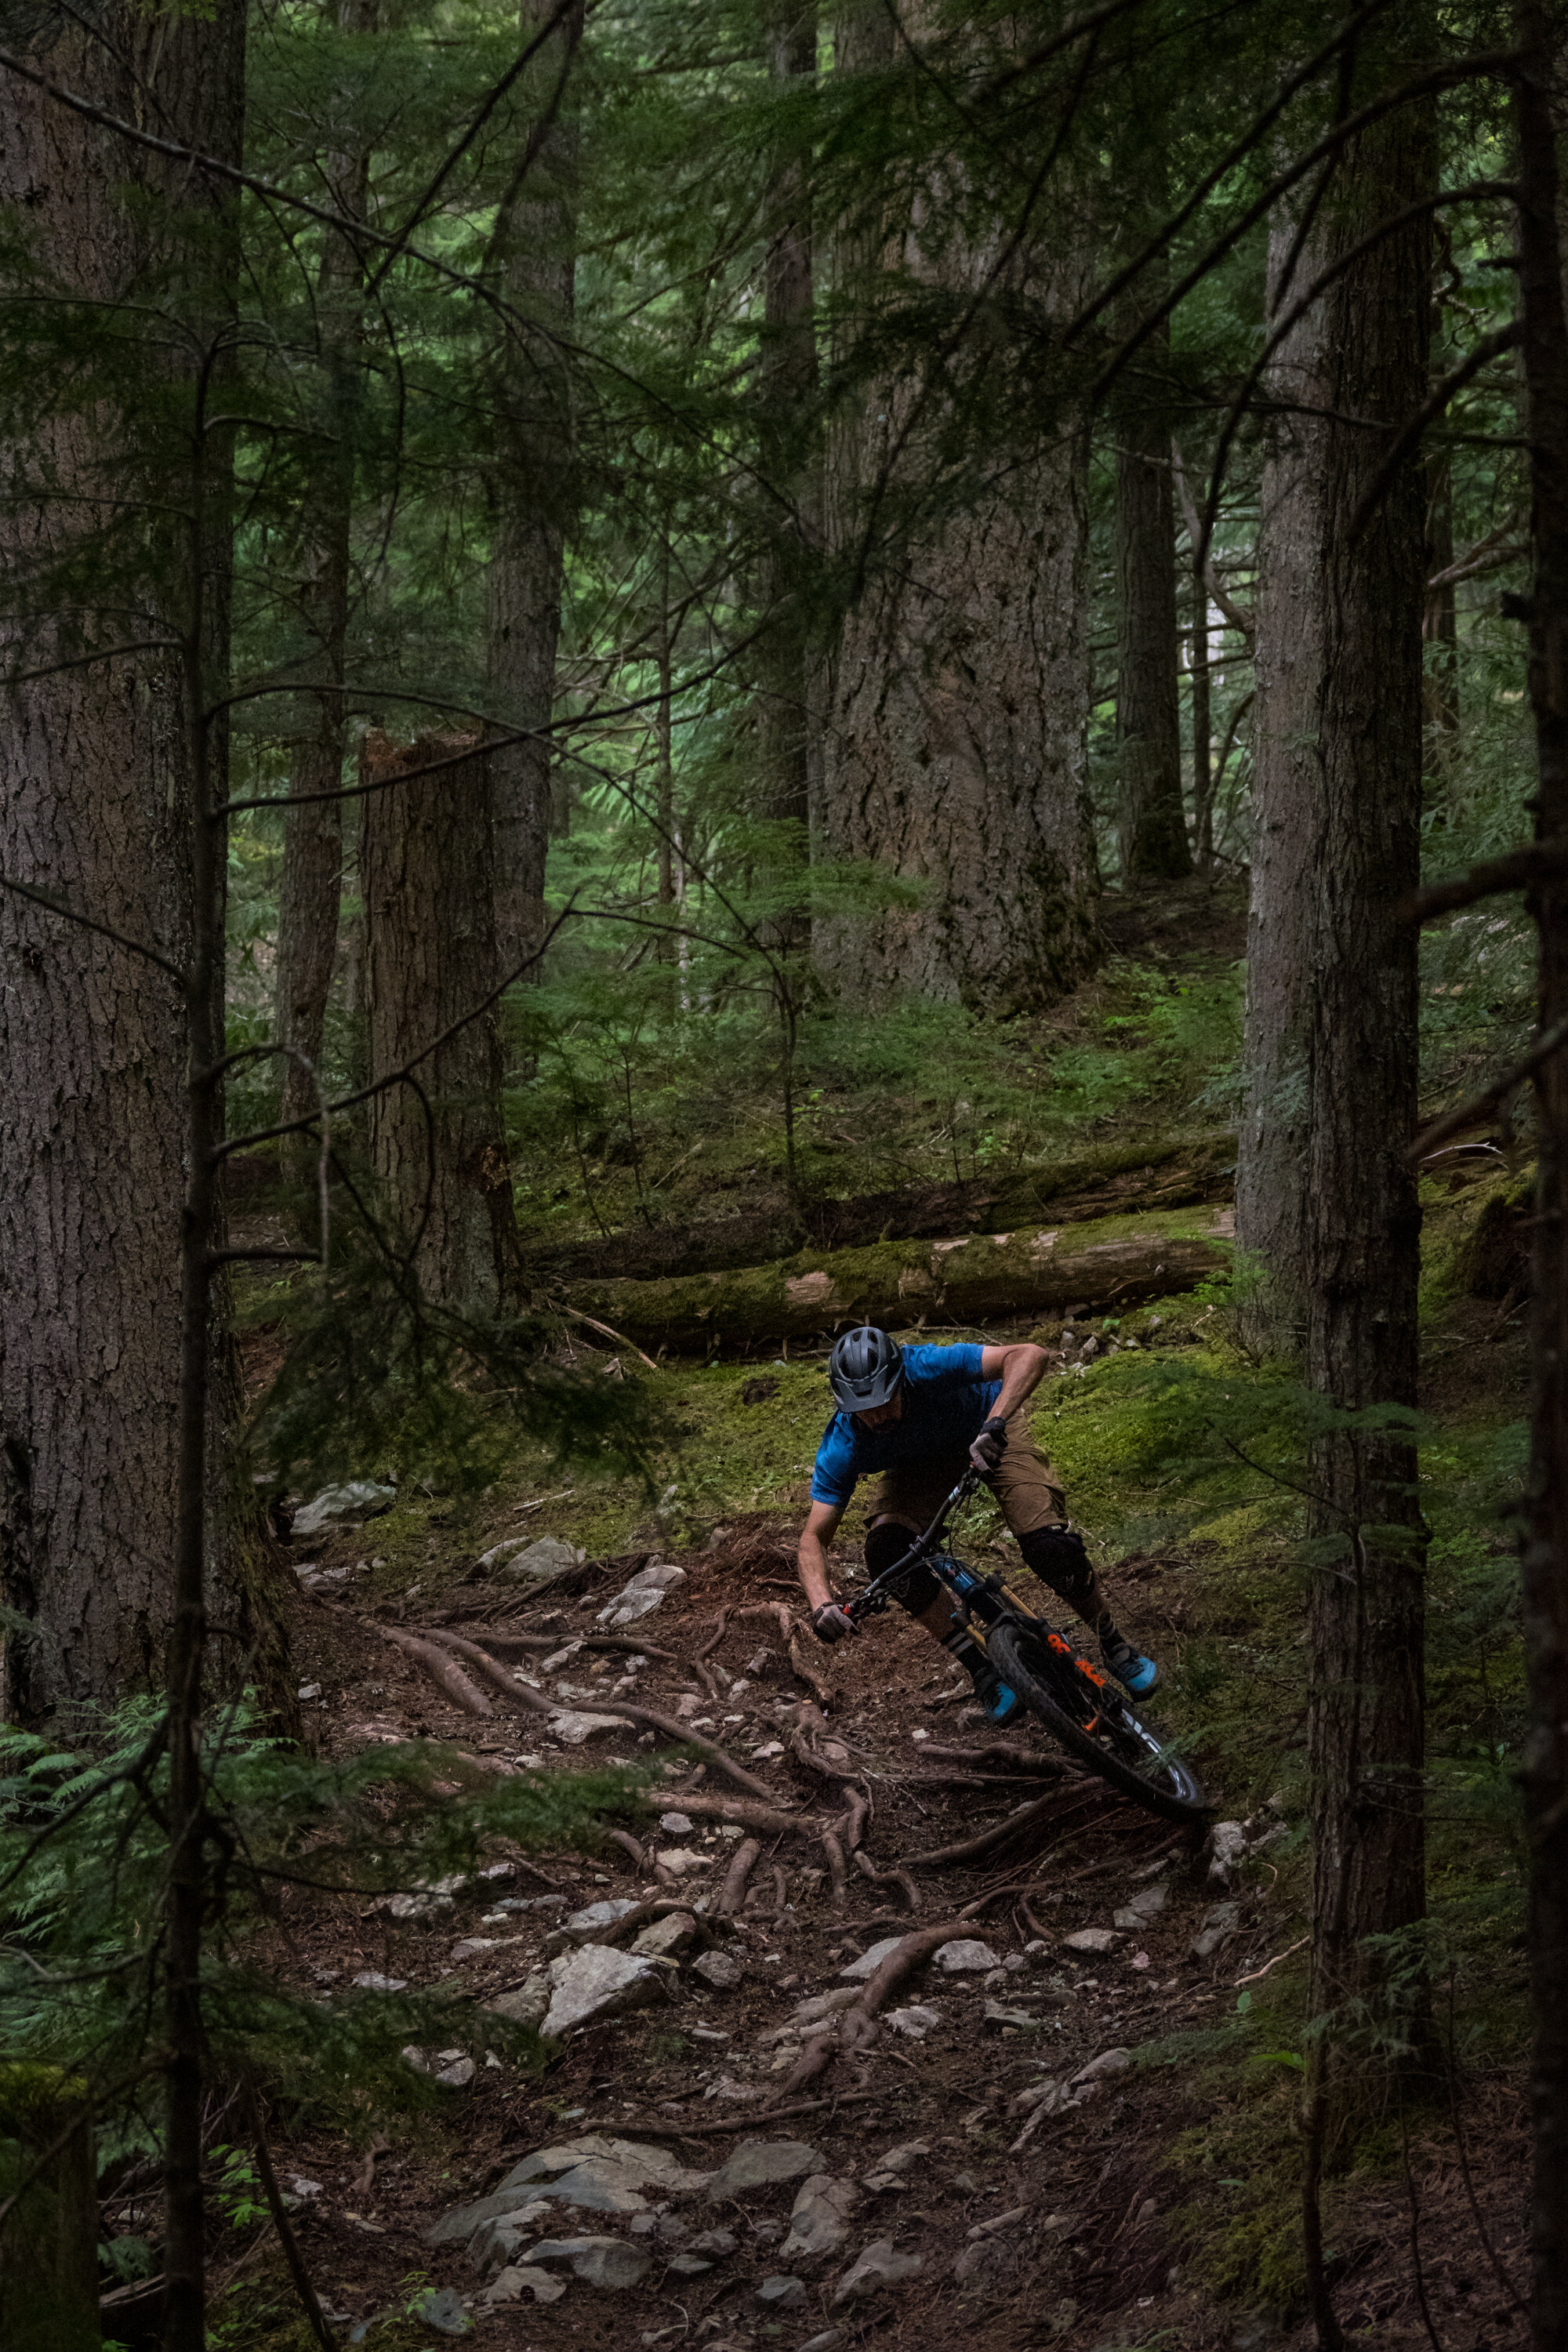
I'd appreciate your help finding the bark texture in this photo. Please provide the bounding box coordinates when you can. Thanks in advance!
[1113,337,1189,883]
[273,0,378,1190]
[360,731,523,1309]
[487,0,584,978]
[0,5,252,1727]
[1513,11,1568,2343]
[1236,217,1321,1341]
[1249,100,1433,2142]
[757,0,819,837]
[813,12,1097,1013]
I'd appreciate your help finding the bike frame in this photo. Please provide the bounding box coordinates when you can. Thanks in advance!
[844,1468,1112,1700]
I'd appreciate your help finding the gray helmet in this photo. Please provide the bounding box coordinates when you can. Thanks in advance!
[829,1326,903,1413]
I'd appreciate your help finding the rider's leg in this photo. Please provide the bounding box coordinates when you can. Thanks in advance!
[992,1421,1160,1696]
[863,1512,1021,1723]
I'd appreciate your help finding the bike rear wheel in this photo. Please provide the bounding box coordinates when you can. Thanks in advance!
[987,1621,1207,1825]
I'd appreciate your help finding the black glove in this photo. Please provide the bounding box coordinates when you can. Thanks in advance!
[812,1602,856,1644]
[969,1416,1008,1472]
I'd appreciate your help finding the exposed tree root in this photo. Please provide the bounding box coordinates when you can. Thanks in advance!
[654,1791,815,1839]
[822,1829,848,1907]
[605,1827,675,1886]
[470,1630,679,1663]
[376,1626,494,1715]
[576,1704,779,1799]
[903,1796,1062,1871]
[683,1655,730,1704]
[853,1848,920,1914]
[716,1836,762,1916]
[776,1920,972,2097]
[422,1627,556,1712]
[786,1632,836,1710]
[920,1741,1072,1772]
[693,1610,730,1661]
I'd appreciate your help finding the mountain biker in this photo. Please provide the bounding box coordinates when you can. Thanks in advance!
[795,1325,1158,1723]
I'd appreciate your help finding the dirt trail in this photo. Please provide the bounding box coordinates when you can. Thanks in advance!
[268,1522,1525,2352]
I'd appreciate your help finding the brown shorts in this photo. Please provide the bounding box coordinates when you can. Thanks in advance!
[868,1410,1066,1538]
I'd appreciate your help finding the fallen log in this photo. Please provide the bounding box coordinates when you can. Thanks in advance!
[560,1204,1232,1352]
[532,1132,1236,1283]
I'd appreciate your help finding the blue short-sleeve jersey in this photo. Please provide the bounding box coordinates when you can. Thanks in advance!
[808,1342,1002,1509]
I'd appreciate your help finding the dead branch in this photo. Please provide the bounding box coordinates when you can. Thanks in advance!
[245,2085,339,2352]
[716,1836,762,1916]
[853,1849,920,1915]
[557,1304,659,1368]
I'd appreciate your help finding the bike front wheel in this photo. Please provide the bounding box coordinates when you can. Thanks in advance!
[987,1621,1208,1825]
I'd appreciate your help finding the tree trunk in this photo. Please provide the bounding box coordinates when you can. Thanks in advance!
[756,0,818,847]
[360,732,523,1309]
[273,0,378,1200]
[1423,451,1459,735]
[1510,12,1568,2344]
[1189,504,1214,873]
[1271,96,1434,2175]
[812,10,1098,1014]
[1113,333,1190,884]
[0,2068,99,2352]
[1236,213,1325,1348]
[487,0,585,979]
[0,3,256,1729]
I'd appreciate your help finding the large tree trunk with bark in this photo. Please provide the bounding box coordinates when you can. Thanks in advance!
[361,732,524,1309]
[1512,13,1568,2345]
[756,1,819,844]
[1236,219,1322,1347]
[0,2,264,1729]
[812,11,1098,1014]
[273,0,378,1200]
[486,0,585,979]
[1113,331,1190,884]
[1247,96,1433,2216]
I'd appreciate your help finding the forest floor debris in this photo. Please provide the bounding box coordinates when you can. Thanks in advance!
[191,1416,1532,2352]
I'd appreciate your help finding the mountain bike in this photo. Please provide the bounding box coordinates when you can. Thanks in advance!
[845,1470,1208,1824]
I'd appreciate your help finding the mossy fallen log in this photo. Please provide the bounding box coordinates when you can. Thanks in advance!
[530,1131,1236,1285]
[561,1205,1232,1353]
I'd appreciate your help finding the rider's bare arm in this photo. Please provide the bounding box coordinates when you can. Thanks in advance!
[797,1498,844,1612]
[978,1341,1051,1424]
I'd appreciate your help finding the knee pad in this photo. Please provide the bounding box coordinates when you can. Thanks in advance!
[865,1518,942,1614]
[1018,1522,1095,1612]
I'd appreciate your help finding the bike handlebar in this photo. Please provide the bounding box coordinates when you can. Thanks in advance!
[844,1467,983,1624]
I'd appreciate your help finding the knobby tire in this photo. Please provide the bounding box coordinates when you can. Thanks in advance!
[985,1621,1207,1825]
